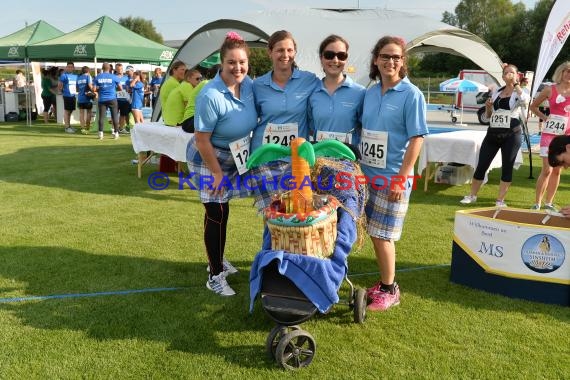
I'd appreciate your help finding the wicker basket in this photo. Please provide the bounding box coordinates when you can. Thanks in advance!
[266,210,338,259]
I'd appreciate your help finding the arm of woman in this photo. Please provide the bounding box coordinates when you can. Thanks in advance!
[391,135,424,201]
[529,87,551,121]
[195,131,224,196]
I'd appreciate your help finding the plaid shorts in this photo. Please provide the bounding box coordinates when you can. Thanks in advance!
[249,160,291,211]
[186,138,251,203]
[365,185,409,241]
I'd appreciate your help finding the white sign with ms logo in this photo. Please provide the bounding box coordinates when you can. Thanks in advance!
[74,44,88,57]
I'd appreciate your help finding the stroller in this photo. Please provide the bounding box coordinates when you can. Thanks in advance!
[249,160,368,370]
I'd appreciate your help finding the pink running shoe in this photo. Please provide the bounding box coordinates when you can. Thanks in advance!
[366,281,382,297]
[367,283,400,311]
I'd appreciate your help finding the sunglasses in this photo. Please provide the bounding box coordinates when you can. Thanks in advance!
[378,54,403,62]
[323,51,348,61]
[194,76,203,81]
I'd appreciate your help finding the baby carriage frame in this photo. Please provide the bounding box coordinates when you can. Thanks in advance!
[260,259,367,370]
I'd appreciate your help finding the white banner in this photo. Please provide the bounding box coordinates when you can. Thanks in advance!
[532,0,570,97]
[454,210,569,284]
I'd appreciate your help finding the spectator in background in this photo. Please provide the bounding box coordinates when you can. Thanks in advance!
[93,62,122,140]
[140,71,151,108]
[150,67,163,110]
[180,69,210,133]
[41,68,56,123]
[547,135,570,217]
[460,64,530,207]
[58,62,78,134]
[13,69,26,90]
[158,60,187,172]
[163,68,204,127]
[129,71,145,124]
[115,63,132,134]
[76,66,94,134]
[160,61,187,107]
[529,61,570,211]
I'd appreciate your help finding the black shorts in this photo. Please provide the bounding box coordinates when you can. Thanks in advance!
[180,116,195,133]
[78,102,93,110]
[538,106,550,122]
[63,96,76,111]
[41,94,56,111]
[117,100,131,116]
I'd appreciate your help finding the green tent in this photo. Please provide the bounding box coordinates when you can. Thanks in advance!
[0,20,64,60]
[27,16,176,64]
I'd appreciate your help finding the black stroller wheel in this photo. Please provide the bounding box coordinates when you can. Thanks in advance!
[266,325,300,359]
[353,288,367,323]
[275,329,316,370]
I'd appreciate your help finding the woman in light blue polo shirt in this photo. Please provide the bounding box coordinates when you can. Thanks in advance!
[360,36,428,312]
[186,32,257,297]
[250,30,320,209]
[309,34,365,146]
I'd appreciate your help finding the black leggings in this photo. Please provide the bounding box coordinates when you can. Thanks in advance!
[98,99,119,132]
[203,202,229,276]
[473,129,522,182]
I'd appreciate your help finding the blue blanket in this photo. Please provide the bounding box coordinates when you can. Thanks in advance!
[249,207,357,313]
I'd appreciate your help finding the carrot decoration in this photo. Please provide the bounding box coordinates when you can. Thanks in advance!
[246,138,355,214]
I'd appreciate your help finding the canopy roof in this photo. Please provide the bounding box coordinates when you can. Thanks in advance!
[0,20,64,60]
[27,16,176,64]
[173,8,505,86]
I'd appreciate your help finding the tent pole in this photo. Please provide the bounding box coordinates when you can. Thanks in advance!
[24,58,31,126]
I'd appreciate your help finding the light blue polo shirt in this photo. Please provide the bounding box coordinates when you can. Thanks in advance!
[308,75,365,144]
[250,68,319,152]
[59,72,78,97]
[94,73,120,102]
[194,73,257,148]
[360,77,428,187]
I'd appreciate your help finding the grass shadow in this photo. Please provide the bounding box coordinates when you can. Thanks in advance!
[0,245,276,370]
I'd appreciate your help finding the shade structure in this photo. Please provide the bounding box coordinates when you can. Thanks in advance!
[27,16,176,64]
[199,52,220,68]
[0,20,64,60]
[439,78,489,126]
[440,78,489,93]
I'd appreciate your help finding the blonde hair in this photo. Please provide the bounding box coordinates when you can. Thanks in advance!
[552,61,570,83]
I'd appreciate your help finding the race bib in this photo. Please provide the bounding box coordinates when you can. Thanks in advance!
[359,130,388,168]
[315,130,352,144]
[229,135,251,175]
[543,114,568,135]
[263,123,298,147]
[489,109,511,129]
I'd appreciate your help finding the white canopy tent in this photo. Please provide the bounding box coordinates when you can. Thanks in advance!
[154,8,505,120]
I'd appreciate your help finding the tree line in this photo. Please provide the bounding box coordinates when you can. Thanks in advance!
[420,0,563,78]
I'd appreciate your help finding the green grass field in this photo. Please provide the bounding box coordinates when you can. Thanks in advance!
[0,122,568,379]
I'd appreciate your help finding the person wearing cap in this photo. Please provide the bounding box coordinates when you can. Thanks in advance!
[547,135,570,217]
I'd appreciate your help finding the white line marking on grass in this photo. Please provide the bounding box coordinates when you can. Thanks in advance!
[0,287,185,304]
[0,264,451,304]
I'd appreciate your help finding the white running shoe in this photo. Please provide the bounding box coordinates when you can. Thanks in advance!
[65,127,76,134]
[495,200,507,207]
[207,259,238,276]
[460,195,477,205]
[113,131,119,140]
[98,131,104,140]
[206,273,236,296]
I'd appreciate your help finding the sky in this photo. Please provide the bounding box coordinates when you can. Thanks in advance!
[5,0,539,42]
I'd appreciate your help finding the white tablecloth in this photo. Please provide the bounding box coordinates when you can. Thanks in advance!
[418,130,524,175]
[130,122,193,162]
